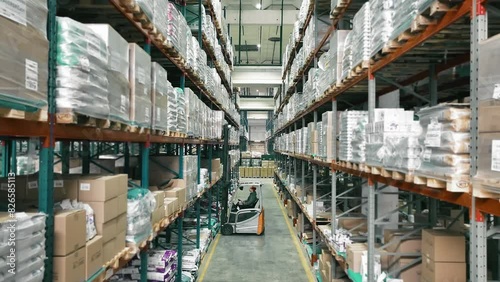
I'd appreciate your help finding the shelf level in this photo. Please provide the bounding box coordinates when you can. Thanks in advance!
[275,151,500,217]
[109,0,238,129]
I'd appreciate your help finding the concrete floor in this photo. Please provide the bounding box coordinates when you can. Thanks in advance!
[199,178,312,282]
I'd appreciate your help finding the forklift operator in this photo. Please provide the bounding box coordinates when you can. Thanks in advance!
[237,186,258,209]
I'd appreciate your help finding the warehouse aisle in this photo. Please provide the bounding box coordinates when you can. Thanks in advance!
[199,178,314,282]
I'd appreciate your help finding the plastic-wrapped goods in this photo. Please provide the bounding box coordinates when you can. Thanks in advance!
[339,111,368,162]
[165,81,177,132]
[478,34,500,133]
[165,2,190,60]
[0,0,48,112]
[370,0,394,56]
[151,63,169,131]
[321,112,336,161]
[184,88,198,137]
[415,104,471,185]
[56,17,110,119]
[87,24,130,124]
[121,0,153,22]
[126,188,155,245]
[175,87,187,134]
[129,44,152,128]
[0,212,46,282]
[342,3,370,80]
[298,0,312,27]
[153,0,169,43]
[390,0,419,41]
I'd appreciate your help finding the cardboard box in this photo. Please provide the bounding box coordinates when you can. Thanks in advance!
[164,187,186,206]
[422,229,465,262]
[102,238,116,263]
[54,209,87,256]
[421,256,466,282]
[116,213,127,233]
[479,101,500,132]
[151,191,165,209]
[239,167,245,177]
[95,213,127,243]
[347,243,367,273]
[25,173,68,202]
[85,236,103,280]
[87,197,119,223]
[115,230,126,254]
[116,193,128,215]
[151,207,164,224]
[53,246,86,282]
[390,258,421,281]
[164,197,179,216]
[78,174,128,202]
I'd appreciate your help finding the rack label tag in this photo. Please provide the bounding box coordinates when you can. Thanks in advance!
[492,140,500,172]
[0,0,26,26]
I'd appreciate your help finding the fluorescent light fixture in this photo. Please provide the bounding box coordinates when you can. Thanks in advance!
[255,3,261,9]
[257,44,261,48]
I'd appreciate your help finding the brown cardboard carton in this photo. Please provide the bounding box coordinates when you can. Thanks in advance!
[346,243,367,273]
[116,193,128,215]
[166,178,186,189]
[479,100,500,133]
[164,197,179,216]
[85,236,103,280]
[239,166,245,177]
[115,230,126,254]
[165,187,186,207]
[25,173,68,202]
[102,238,116,263]
[151,207,164,224]
[421,256,466,282]
[151,191,165,209]
[116,213,127,233]
[54,209,86,256]
[53,246,86,282]
[95,219,116,243]
[390,258,421,281]
[421,229,465,262]
[245,167,251,177]
[87,197,119,223]
[78,174,128,201]
[201,158,221,173]
[325,260,332,281]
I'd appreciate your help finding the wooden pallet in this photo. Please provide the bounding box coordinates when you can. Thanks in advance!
[167,131,186,137]
[104,247,129,270]
[124,237,151,260]
[414,174,470,192]
[472,177,500,199]
[129,126,150,134]
[57,112,110,128]
[0,107,48,122]
[109,121,131,132]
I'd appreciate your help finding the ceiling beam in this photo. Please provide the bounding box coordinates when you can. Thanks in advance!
[226,10,298,25]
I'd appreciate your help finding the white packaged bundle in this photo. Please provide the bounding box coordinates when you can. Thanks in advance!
[126,188,156,244]
[166,81,177,132]
[87,24,130,124]
[175,88,187,134]
[415,104,471,184]
[56,17,110,120]
[370,0,394,56]
[0,0,48,113]
[129,43,152,128]
[339,111,368,162]
[165,2,190,59]
[151,62,169,131]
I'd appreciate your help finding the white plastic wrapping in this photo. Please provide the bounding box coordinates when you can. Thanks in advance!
[151,62,169,131]
[339,111,368,162]
[129,43,152,128]
[175,87,187,134]
[126,189,155,244]
[56,17,110,119]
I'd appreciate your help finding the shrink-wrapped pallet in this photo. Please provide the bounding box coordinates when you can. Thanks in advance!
[370,0,394,56]
[165,2,190,59]
[174,88,187,134]
[87,24,130,124]
[165,80,177,133]
[342,3,370,80]
[321,111,336,161]
[339,111,368,162]
[56,17,110,119]
[415,104,470,190]
[0,0,48,113]
[129,43,152,128]
[151,62,169,131]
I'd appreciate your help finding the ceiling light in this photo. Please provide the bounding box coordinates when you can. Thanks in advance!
[257,44,261,48]
[255,3,261,9]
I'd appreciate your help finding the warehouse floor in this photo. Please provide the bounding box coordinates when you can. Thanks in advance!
[198,178,314,282]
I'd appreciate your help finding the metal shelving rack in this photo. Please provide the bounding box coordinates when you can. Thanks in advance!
[272,0,497,280]
[0,1,239,282]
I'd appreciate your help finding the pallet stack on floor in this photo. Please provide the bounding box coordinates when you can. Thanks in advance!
[239,160,275,178]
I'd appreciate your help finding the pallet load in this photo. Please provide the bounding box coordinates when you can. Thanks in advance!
[55,17,110,124]
[88,24,131,127]
[174,87,187,135]
[166,82,178,135]
[339,111,368,163]
[129,43,152,132]
[184,88,199,138]
[474,33,500,198]
[126,188,155,251]
[415,104,470,192]
[317,30,349,94]
[151,62,170,134]
[320,111,336,162]
[341,2,370,81]
[0,0,48,120]
[370,0,394,56]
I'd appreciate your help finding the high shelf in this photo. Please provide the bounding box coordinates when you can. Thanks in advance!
[0,1,240,282]
[271,0,496,280]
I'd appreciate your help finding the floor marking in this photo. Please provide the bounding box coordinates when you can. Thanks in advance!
[272,186,316,282]
[198,233,221,282]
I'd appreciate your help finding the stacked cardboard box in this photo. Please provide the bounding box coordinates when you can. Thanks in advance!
[164,180,187,211]
[421,229,466,282]
[319,249,333,282]
[53,209,87,281]
[150,190,166,225]
[149,156,199,200]
[78,175,128,263]
[202,158,222,182]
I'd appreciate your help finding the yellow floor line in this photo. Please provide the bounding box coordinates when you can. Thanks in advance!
[272,186,316,282]
[198,233,221,282]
